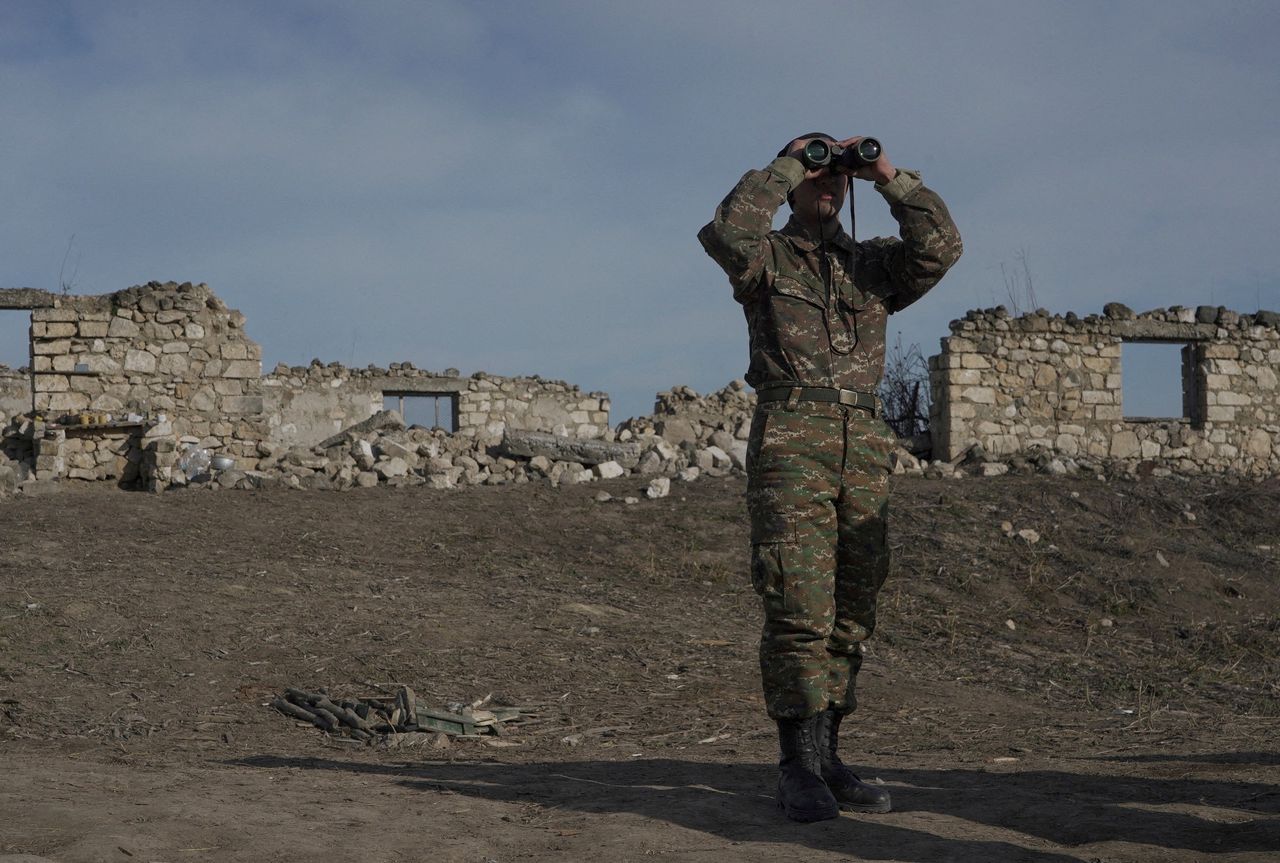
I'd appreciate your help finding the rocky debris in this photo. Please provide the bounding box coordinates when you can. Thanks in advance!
[317,409,405,449]
[499,429,641,468]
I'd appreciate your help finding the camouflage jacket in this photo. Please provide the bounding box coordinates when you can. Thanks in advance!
[698,156,962,393]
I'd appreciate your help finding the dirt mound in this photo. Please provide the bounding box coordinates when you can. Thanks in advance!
[1,474,1276,861]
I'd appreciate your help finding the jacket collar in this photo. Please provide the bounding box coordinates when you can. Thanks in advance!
[779,215,857,254]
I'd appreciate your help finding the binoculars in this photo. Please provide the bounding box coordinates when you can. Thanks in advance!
[799,137,882,172]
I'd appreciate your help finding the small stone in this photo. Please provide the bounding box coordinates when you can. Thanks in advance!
[645,477,671,499]
[593,460,625,480]
[1181,511,1196,523]
[1005,619,1016,631]
[1100,618,1114,628]
[1155,551,1169,568]
[1017,528,1041,544]
[1001,520,1014,537]
[623,496,639,505]
[375,457,409,479]
[594,491,613,503]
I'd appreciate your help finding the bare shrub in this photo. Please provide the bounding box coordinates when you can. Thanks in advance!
[880,334,931,439]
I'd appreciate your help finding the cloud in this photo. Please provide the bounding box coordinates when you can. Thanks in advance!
[2,1,1278,421]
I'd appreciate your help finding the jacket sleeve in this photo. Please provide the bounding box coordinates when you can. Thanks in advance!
[861,169,963,314]
[697,157,806,302]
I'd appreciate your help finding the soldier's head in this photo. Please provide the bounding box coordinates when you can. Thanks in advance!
[779,132,848,228]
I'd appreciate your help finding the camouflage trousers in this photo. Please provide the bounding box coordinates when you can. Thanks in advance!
[746,400,896,720]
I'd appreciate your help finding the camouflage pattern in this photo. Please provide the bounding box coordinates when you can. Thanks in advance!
[745,403,895,718]
[698,154,961,720]
[697,156,962,393]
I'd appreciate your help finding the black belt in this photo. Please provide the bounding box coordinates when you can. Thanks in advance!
[755,385,877,416]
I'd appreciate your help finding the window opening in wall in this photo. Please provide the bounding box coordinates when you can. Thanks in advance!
[382,392,457,433]
[1121,341,1196,421]
[0,311,30,371]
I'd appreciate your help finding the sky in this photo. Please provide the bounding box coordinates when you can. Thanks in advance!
[2,1,1278,422]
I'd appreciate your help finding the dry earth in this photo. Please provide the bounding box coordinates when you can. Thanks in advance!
[1,473,1278,862]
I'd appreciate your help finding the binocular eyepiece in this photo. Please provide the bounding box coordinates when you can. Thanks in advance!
[799,137,882,172]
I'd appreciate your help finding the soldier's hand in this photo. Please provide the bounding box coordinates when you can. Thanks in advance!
[834,136,897,185]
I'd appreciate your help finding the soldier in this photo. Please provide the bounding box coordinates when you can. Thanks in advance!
[698,133,961,822]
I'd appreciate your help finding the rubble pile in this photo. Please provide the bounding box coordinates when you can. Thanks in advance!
[173,393,751,495]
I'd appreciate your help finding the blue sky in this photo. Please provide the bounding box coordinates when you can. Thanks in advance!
[2,1,1277,421]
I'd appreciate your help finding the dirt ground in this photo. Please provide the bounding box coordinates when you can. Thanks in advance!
[1,472,1277,862]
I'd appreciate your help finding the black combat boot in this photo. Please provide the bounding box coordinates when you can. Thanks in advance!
[815,709,892,813]
[775,716,839,822]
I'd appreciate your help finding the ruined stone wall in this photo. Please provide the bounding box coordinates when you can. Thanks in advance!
[25,281,267,482]
[929,304,1280,476]
[0,367,31,426]
[262,361,610,448]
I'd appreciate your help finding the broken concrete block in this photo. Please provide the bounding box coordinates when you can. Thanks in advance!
[646,477,671,499]
[593,460,625,480]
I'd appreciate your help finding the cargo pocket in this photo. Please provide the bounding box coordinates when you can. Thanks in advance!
[750,541,786,598]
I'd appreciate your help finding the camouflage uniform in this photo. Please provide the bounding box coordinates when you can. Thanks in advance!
[698,155,961,720]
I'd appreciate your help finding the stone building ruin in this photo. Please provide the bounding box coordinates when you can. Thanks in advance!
[3,280,1278,492]
[0,282,609,488]
[929,303,1280,476]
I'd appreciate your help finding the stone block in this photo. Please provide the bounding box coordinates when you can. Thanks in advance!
[222,360,261,379]
[1206,406,1235,422]
[221,395,265,415]
[1110,430,1140,459]
[593,460,625,479]
[221,342,249,360]
[1248,365,1278,389]
[78,321,109,338]
[646,477,671,499]
[189,389,217,412]
[38,375,69,393]
[82,353,121,373]
[33,339,71,355]
[1244,429,1273,458]
[47,392,89,412]
[158,354,189,376]
[124,349,156,373]
[107,317,140,338]
[162,341,191,354]
[962,387,996,404]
